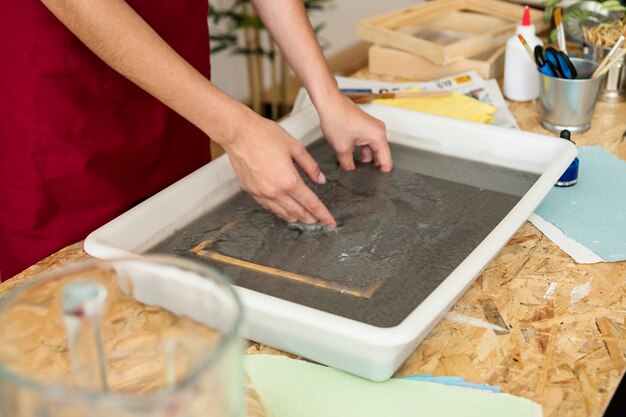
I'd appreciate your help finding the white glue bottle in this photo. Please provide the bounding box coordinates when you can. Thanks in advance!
[503,6,543,101]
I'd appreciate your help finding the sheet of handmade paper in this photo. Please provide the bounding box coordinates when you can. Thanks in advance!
[532,146,626,263]
[150,139,538,327]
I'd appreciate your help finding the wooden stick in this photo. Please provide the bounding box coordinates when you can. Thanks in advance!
[345,91,452,104]
[591,32,626,79]
[198,250,374,299]
[592,47,626,79]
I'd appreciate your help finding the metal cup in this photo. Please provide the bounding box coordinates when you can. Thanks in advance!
[584,44,626,103]
[538,58,604,134]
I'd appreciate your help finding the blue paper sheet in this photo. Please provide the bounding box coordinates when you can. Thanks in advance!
[402,374,501,392]
[534,146,626,262]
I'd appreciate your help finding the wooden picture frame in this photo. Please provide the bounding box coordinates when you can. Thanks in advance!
[357,0,547,65]
[368,44,505,81]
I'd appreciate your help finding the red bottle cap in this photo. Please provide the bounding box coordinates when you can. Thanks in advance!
[522,6,531,26]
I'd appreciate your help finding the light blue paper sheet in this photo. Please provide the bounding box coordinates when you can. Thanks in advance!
[402,374,501,392]
[534,146,626,262]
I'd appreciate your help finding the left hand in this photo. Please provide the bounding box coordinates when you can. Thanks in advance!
[317,94,393,172]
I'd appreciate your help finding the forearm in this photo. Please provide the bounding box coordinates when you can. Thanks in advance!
[41,0,252,147]
[251,0,341,111]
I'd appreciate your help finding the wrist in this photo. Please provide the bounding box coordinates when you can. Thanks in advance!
[315,89,350,121]
[202,99,258,151]
[307,75,343,111]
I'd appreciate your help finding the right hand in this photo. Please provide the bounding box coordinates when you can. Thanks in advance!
[222,113,336,227]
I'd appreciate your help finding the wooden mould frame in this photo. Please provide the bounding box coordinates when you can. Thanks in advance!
[357,0,547,65]
[190,216,386,300]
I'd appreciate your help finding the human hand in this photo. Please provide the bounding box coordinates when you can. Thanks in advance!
[318,95,393,172]
[222,113,336,227]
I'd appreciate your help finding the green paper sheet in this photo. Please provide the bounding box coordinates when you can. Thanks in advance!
[245,355,542,417]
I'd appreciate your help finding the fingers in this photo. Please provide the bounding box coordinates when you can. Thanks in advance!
[371,143,393,172]
[292,144,326,184]
[277,195,317,224]
[367,122,393,172]
[288,182,336,227]
[257,198,295,223]
[360,146,374,163]
[254,171,336,227]
[336,149,356,171]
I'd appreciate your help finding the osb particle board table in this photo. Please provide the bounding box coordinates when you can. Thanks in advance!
[2,78,625,417]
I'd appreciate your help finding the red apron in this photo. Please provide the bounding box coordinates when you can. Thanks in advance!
[0,0,212,280]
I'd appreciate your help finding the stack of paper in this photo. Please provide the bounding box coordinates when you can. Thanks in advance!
[372,87,496,124]
[292,71,518,129]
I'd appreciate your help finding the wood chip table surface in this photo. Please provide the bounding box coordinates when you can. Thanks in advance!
[2,73,625,417]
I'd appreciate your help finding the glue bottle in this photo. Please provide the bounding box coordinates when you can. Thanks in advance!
[503,6,543,101]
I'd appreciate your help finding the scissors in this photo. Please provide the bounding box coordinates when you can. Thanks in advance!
[534,46,557,77]
[535,46,578,79]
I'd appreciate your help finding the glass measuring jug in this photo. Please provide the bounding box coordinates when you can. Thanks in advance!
[0,256,243,417]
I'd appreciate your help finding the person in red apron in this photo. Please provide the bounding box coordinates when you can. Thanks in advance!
[0,0,392,281]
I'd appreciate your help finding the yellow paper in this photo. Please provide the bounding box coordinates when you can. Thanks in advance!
[373,88,496,124]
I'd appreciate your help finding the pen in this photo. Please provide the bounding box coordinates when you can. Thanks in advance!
[344,91,452,104]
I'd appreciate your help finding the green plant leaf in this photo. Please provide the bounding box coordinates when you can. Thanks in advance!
[208,0,334,57]
[544,5,554,24]
[548,28,558,43]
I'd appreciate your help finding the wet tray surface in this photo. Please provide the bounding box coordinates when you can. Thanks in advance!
[150,140,538,327]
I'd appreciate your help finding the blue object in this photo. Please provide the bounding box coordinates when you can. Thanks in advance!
[544,47,560,68]
[557,157,580,186]
[402,374,501,393]
[534,45,556,77]
[554,50,577,79]
[340,88,372,93]
[535,146,626,262]
[556,130,579,186]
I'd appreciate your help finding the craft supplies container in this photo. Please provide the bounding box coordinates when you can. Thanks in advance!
[539,58,604,134]
[585,44,626,102]
[0,257,244,417]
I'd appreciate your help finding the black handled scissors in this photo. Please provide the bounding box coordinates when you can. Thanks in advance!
[536,46,578,79]
[534,45,558,77]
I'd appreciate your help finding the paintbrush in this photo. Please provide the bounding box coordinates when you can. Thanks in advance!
[517,34,535,62]
[591,30,626,79]
[345,91,452,104]
[554,8,567,54]
[592,47,626,79]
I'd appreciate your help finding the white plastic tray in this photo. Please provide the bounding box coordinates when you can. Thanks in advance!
[85,105,576,381]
